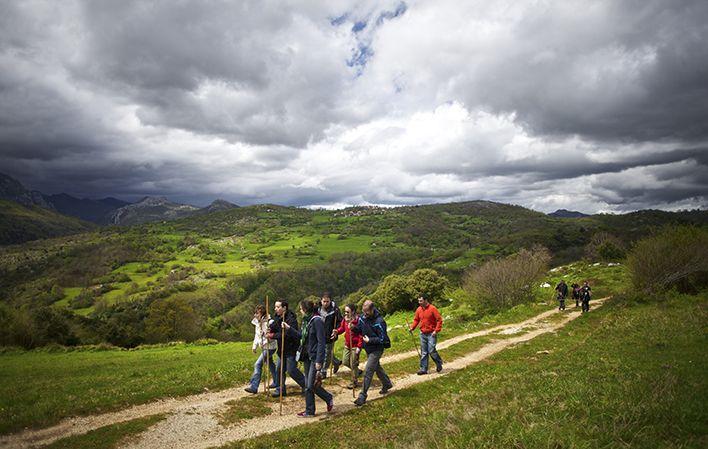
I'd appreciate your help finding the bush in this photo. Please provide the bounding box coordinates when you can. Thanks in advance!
[373,268,448,313]
[627,226,708,294]
[464,246,551,312]
[585,232,626,261]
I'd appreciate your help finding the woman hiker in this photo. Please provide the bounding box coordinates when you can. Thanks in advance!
[332,303,363,388]
[244,305,277,394]
[284,299,334,417]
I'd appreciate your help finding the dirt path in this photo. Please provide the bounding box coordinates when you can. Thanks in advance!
[0,299,607,449]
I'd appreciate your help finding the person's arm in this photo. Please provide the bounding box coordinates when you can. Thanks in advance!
[367,320,384,345]
[252,323,259,352]
[314,318,326,367]
[433,306,443,334]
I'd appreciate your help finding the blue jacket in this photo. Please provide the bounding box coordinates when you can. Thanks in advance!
[353,307,390,354]
[294,315,327,364]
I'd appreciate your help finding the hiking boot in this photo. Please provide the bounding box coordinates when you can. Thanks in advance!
[271,390,286,398]
[436,363,443,373]
[327,399,334,412]
[297,411,315,418]
[244,386,258,394]
[268,383,277,389]
[333,359,342,374]
[417,370,428,375]
[353,396,366,407]
[379,384,393,394]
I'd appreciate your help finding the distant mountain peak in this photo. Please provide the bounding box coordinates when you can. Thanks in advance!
[548,209,589,218]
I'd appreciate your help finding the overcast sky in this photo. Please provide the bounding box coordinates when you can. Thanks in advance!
[1,0,707,213]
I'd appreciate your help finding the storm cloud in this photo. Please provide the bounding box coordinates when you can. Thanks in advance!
[0,0,706,213]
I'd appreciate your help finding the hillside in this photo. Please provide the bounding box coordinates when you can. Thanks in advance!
[0,199,95,245]
[0,200,706,348]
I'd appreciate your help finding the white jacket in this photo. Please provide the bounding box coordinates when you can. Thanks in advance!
[252,316,277,351]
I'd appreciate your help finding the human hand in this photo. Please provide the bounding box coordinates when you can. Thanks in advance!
[315,363,322,370]
[282,322,290,330]
[252,347,257,354]
[363,335,370,343]
[355,347,361,354]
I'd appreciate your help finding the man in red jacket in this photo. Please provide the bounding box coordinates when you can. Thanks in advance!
[409,293,443,375]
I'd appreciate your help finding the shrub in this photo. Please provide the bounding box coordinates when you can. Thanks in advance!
[627,226,708,294]
[464,246,551,312]
[373,268,448,313]
[585,232,626,261]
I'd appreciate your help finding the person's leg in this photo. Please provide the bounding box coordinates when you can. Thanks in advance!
[286,355,307,390]
[247,350,265,390]
[359,351,377,399]
[267,349,277,387]
[353,349,361,379]
[321,342,332,376]
[303,360,316,415]
[428,334,443,370]
[342,346,352,369]
[419,333,430,372]
[371,350,392,389]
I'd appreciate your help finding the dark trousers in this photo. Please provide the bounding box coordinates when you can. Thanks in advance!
[358,349,392,400]
[274,354,306,394]
[303,359,333,415]
[582,297,590,312]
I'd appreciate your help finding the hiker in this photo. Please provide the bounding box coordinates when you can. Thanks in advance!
[351,299,393,406]
[244,305,277,394]
[319,292,343,378]
[283,299,334,417]
[571,282,581,307]
[332,303,363,388]
[409,293,444,375]
[581,281,592,313]
[268,299,306,397]
[555,280,568,311]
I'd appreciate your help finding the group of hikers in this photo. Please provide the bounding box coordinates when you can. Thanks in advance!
[245,292,444,417]
[554,280,592,312]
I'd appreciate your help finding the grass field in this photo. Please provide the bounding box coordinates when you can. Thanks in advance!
[224,291,708,449]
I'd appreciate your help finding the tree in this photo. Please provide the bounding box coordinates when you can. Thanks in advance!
[144,295,204,343]
[372,269,448,313]
[585,232,626,261]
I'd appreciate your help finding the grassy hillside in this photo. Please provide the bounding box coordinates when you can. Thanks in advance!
[0,199,95,245]
[226,291,707,449]
[0,201,705,348]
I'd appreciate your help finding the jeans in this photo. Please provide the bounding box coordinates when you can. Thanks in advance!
[303,359,333,415]
[248,348,277,390]
[419,332,443,372]
[321,341,341,376]
[358,349,392,400]
[582,297,590,312]
[273,353,306,394]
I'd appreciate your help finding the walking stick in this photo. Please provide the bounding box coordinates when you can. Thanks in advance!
[404,318,422,358]
[350,334,356,398]
[279,320,285,416]
[264,295,270,394]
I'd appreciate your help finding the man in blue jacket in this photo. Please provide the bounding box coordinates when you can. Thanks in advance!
[285,299,334,417]
[352,299,393,406]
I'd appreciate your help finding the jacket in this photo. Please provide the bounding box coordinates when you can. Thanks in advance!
[410,304,443,334]
[319,301,343,343]
[352,307,390,354]
[268,310,300,356]
[251,316,277,351]
[293,315,327,364]
[335,315,363,349]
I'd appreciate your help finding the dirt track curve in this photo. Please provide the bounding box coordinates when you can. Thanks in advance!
[0,298,608,449]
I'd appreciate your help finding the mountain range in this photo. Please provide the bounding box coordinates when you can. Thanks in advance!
[0,172,238,243]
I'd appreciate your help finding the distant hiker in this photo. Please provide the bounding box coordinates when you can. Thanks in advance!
[555,280,568,311]
[571,282,581,307]
[319,292,343,378]
[268,299,306,397]
[283,299,334,417]
[352,299,393,406]
[581,281,592,313]
[332,303,363,388]
[244,305,277,394]
[409,293,444,375]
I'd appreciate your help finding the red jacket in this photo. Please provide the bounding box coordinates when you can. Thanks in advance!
[335,315,363,348]
[410,304,443,334]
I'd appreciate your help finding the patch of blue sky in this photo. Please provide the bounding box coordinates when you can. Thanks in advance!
[330,13,348,26]
[376,2,407,26]
[352,20,367,33]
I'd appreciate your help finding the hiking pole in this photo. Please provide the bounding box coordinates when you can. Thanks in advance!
[279,320,285,416]
[264,295,270,394]
[404,318,422,358]
[350,337,356,399]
